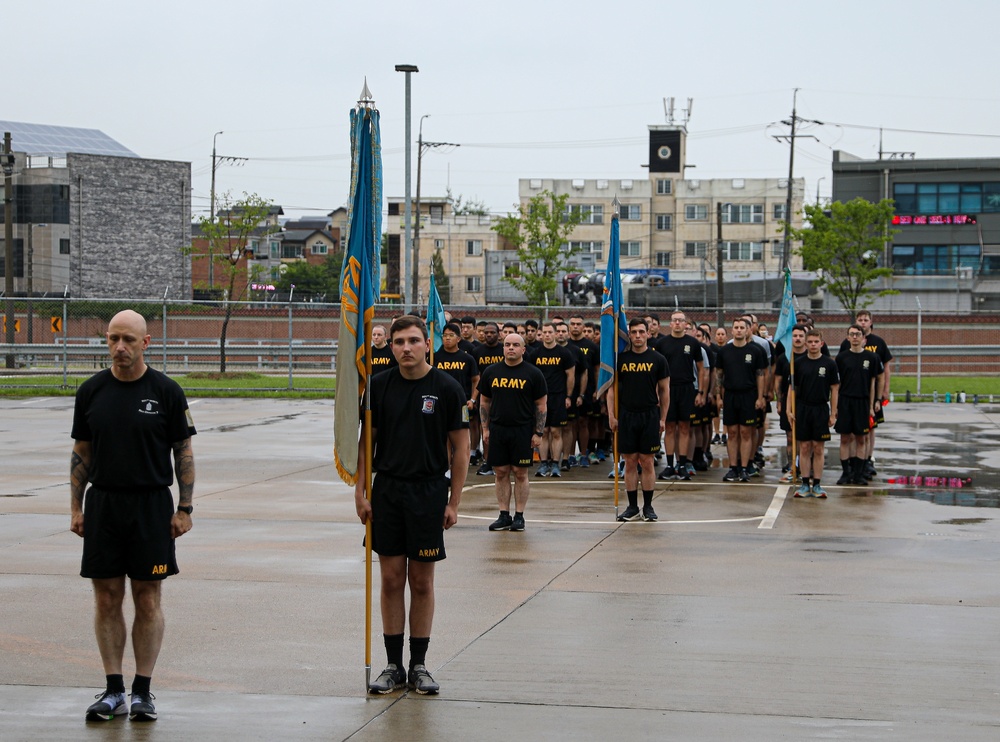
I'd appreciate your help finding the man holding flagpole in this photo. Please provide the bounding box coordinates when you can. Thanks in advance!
[355,315,469,695]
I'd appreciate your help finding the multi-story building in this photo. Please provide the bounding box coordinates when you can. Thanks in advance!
[832,150,1000,311]
[0,121,191,299]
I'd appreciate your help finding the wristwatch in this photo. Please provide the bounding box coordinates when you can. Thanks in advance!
[177,505,193,515]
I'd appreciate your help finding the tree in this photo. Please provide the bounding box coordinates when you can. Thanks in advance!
[192,192,277,372]
[787,197,900,316]
[431,248,450,303]
[491,190,585,306]
[273,251,343,301]
[446,187,489,216]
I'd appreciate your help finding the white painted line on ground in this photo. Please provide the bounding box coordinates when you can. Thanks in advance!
[460,513,764,526]
[758,485,788,529]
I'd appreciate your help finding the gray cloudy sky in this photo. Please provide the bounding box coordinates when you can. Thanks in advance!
[6,0,1000,220]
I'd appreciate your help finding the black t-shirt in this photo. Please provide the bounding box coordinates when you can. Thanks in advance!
[433,349,479,398]
[836,349,883,399]
[71,368,196,491]
[615,348,670,412]
[776,340,830,358]
[531,344,574,396]
[370,367,468,479]
[569,337,600,394]
[458,339,477,354]
[839,332,892,366]
[477,361,547,427]
[472,343,505,372]
[653,334,700,385]
[795,355,840,405]
[773,351,807,400]
[716,341,768,392]
[371,344,397,375]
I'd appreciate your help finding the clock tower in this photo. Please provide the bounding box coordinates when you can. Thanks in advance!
[648,126,686,174]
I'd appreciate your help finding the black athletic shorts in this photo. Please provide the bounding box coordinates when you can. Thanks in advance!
[487,423,534,468]
[618,407,662,455]
[81,487,178,581]
[545,394,568,427]
[371,473,447,562]
[666,383,697,424]
[873,402,885,427]
[835,397,871,436]
[795,402,832,442]
[723,389,759,427]
[778,405,791,432]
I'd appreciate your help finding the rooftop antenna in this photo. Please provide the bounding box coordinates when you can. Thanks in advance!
[663,97,675,125]
[681,98,694,128]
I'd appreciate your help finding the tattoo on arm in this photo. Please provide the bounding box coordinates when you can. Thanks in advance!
[172,438,195,505]
[70,450,90,506]
[534,405,546,436]
[714,368,724,391]
[479,398,491,431]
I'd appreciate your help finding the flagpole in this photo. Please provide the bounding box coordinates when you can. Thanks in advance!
[364,342,373,688]
[429,320,435,366]
[788,352,797,483]
[613,372,620,517]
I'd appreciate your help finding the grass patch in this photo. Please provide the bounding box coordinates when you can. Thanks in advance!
[0,372,335,398]
[890,377,1000,397]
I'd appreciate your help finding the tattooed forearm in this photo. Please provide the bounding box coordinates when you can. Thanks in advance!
[479,399,491,432]
[172,438,196,505]
[534,405,546,436]
[70,450,90,506]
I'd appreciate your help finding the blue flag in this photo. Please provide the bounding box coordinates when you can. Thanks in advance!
[334,105,382,486]
[773,267,797,361]
[428,272,447,352]
[597,215,629,398]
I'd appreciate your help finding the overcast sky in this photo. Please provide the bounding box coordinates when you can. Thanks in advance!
[6,0,1000,220]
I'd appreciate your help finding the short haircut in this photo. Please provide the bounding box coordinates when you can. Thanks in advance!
[502,321,517,330]
[644,313,660,322]
[856,310,872,320]
[390,315,428,340]
[524,318,539,329]
[461,316,476,325]
[806,328,823,340]
[848,323,864,335]
[628,317,648,330]
[443,322,461,335]
[482,321,498,331]
[792,323,808,334]
[584,321,596,329]
[541,322,556,331]
[732,318,750,330]
[569,314,585,322]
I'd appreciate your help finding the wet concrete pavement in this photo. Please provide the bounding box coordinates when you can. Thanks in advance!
[1,398,999,740]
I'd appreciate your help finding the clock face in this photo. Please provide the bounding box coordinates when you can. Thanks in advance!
[658,145,672,160]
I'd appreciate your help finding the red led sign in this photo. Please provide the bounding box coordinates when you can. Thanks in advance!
[893,214,977,225]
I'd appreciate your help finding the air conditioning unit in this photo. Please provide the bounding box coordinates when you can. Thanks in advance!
[572,179,585,190]
[621,179,633,190]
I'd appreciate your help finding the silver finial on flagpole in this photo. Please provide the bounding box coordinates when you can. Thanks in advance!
[612,195,621,218]
[358,78,375,108]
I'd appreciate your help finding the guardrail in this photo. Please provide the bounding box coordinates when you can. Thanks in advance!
[0,340,338,375]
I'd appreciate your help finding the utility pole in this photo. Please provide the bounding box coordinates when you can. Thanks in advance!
[716,201,725,327]
[414,115,459,309]
[773,89,821,273]
[3,132,15,369]
[210,131,223,289]
[395,64,419,311]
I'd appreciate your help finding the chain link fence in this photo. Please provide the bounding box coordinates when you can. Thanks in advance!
[2,298,1000,391]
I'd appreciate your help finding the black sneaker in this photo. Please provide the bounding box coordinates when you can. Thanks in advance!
[617,505,641,522]
[721,434,728,444]
[738,469,751,483]
[510,513,525,531]
[864,460,878,478]
[489,513,513,531]
[723,467,739,482]
[408,664,440,695]
[476,463,494,476]
[658,465,675,480]
[369,664,407,694]
[560,459,571,472]
[676,467,692,481]
[642,506,658,522]
[128,691,157,722]
[745,465,760,478]
[86,689,127,721]
[711,434,721,444]
[692,457,708,472]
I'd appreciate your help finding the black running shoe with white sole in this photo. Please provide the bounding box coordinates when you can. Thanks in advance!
[617,505,641,522]
[86,690,127,721]
[488,513,513,531]
[129,691,157,722]
[368,664,407,694]
[408,664,440,694]
[642,506,658,522]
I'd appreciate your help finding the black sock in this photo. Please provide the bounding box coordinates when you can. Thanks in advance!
[131,675,151,696]
[642,490,654,508]
[409,636,430,670]
[667,454,675,467]
[106,674,125,694]
[813,478,821,486]
[514,511,524,518]
[384,633,404,669]
[678,455,688,467]
[626,490,638,508]
[803,476,812,487]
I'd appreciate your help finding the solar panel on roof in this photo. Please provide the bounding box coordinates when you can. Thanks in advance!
[0,120,138,158]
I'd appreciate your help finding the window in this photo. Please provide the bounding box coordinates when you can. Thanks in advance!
[281,244,304,259]
[466,240,482,256]
[894,182,1000,214]
[773,203,787,221]
[684,241,708,258]
[722,204,764,224]
[722,241,763,261]
[656,214,672,231]
[620,204,641,221]
[622,241,641,257]
[311,243,328,255]
[772,241,786,258]
[504,261,520,278]
[655,251,672,267]
[59,238,70,255]
[430,205,443,224]
[466,276,481,292]
[656,179,672,195]
[569,241,604,260]
[434,239,445,249]
[685,204,708,221]
[566,204,604,224]
[269,241,280,259]
[387,202,400,216]
[891,244,980,275]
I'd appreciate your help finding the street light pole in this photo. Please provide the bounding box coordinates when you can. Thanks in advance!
[414,114,429,308]
[395,64,419,312]
[716,201,726,328]
[3,132,15,369]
